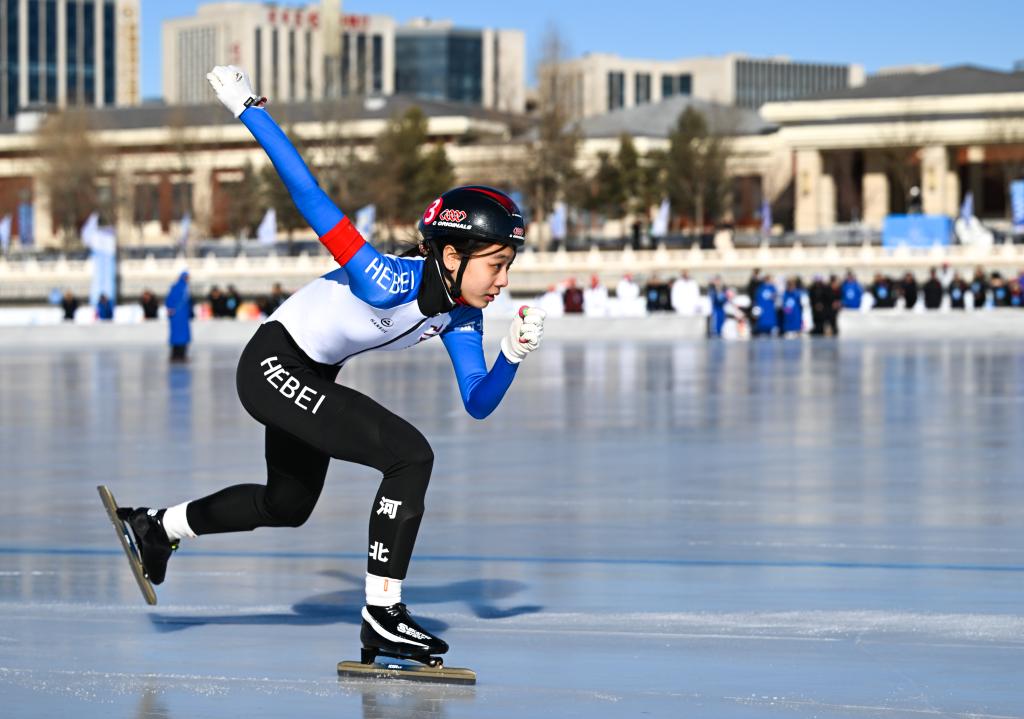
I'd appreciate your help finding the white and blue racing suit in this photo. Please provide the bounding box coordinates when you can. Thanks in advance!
[182,106,520,579]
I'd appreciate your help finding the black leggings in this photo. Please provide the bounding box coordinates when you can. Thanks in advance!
[184,321,433,579]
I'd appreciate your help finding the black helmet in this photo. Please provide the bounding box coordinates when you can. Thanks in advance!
[418,185,526,250]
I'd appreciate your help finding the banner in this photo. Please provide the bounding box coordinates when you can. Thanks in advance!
[355,204,376,242]
[882,214,952,248]
[0,214,10,255]
[82,212,117,307]
[548,202,567,241]
[17,202,33,247]
[651,198,670,238]
[959,191,974,220]
[760,197,772,237]
[257,208,277,245]
[1011,181,1024,233]
[179,212,192,249]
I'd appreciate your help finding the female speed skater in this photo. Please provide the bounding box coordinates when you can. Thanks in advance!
[113,65,546,668]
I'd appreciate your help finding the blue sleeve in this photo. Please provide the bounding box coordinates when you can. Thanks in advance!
[239,107,342,236]
[240,106,419,309]
[440,308,518,420]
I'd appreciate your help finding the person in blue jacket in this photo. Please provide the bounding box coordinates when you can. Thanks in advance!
[753,275,778,336]
[840,270,862,310]
[781,278,804,336]
[96,293,114,321]
[165,271,193,362]
[708,276,728,337]
[114,65,546,667]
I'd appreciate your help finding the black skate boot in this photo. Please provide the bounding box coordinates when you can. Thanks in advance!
[359,603,449,667]
[115,507,178,585]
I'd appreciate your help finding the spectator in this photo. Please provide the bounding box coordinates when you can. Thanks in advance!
[583,275,609,317]
[752,274,778,336]
[923,269,943,310]
[140,289,160,320]
[166,271,193,362]
[870,273,896,309]
[991,272,1009,307]
[1008,279,1023,308]
[746,268,763,305]
[826,274,842,336]
[226,284,242,318]
[808,276,830,335]
[208,285,229,318]
[563,278,584,314]
[900,272,919,310]
[644,274,672,312]
[96,293,114,321]
[949,273,968,310]
[707,276,728,337]
[261,282,289,316]
[781,278,804,337]
[670,271,701,316]
[938,262,955,289]
[840,270,863,309]
[61,290,79,321]
[969,267,989,308]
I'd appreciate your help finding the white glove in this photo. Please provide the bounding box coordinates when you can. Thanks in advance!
[500,306,546,364]
[206,65,266,118]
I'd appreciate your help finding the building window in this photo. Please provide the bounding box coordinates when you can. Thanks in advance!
[372,33,382,93]
[304,30,312,99]
[635,72,650,105]
[46,0,57,103]
[678,73,691,96]
[65,0,78,103]
[356,33,366,95]
[340,33,350,96]
[607,71,624,111]
[83,1,95,104]
[103,0,115,105]
[661,74,675,98]
[271,28,278,98]
[6,0,19,116]
[287,28,295,99]
[28,0,39,103]
[254,27,262,91]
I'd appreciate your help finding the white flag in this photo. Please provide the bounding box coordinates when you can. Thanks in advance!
[257,208,277,245]
[82,212,115,255]
[0,214,10,254]
[356,204,376,242]
[179,212,192,248]
[651,198,670,238]
[548,202,567,240]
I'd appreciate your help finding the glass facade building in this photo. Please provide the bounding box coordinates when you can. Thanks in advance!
[0,0,130,119]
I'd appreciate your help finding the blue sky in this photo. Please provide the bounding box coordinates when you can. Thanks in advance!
[145,0,1024,100]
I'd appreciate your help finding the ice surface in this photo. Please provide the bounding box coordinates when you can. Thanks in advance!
[1,327,1021,717]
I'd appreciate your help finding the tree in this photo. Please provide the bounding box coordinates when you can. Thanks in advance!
[36,109,110,249]
[368,106,454,246]
[526,24,580,249]
[663,107,731,231]
[224,161,263,240]
[260,124,310,251]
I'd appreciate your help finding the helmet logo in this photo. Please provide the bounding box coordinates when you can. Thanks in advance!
[512,226,524,237]
[422,197,443,225]
[438,209,467,223]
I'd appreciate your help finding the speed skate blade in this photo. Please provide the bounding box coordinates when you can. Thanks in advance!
[97,485,158,606]
[337,660,476,685]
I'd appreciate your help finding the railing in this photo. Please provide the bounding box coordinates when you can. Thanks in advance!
[3,241,1024,300]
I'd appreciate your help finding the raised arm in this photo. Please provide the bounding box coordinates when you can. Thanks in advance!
[207,65,417,308]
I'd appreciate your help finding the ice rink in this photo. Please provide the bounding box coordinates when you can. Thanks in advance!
[1,321,1022,718]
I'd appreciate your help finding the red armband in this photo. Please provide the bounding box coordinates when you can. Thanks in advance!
[320,217,365,266]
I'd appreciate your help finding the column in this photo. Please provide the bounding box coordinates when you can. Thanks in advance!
[862,151,890,229]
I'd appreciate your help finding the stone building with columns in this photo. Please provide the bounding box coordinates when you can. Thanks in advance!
[760,65,1024,234]
[0,64,1023,249]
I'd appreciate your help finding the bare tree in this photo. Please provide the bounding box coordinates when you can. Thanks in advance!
[663,107,732,232]
[987,116,1024,220]
[35,109,111,250]
[525,23,580,250]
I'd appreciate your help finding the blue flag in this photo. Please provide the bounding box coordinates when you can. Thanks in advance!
[1011,181,1024,233]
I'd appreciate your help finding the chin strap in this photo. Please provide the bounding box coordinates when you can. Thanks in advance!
[425,241,469,300]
